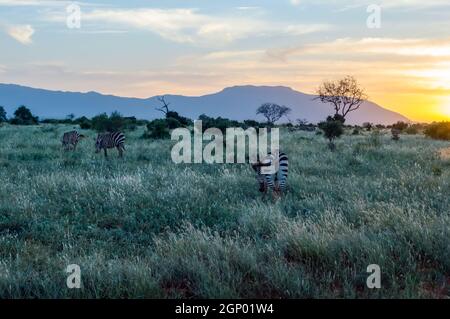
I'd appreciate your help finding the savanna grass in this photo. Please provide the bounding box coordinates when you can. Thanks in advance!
[0,124,449,298]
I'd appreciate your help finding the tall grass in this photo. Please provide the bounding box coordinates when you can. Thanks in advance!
[0,124,449,298]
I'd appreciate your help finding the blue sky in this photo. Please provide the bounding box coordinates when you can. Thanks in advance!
[1,0,450,120]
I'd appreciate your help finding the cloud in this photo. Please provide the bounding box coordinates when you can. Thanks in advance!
[0,0,97,7]
[6,25,34,44]
[44,7,330,45]
[266,37,450,61]
[292,0,450,10]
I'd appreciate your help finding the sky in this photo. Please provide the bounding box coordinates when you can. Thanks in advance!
[1,0,450,122]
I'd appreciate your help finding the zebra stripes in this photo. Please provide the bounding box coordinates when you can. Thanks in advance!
[95,132,126,157]
[252,152,289,198]
[62,130,85,150]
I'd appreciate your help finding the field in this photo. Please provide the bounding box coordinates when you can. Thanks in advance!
[0,124,449,299]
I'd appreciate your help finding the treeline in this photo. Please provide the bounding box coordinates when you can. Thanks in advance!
[1,105,450,141]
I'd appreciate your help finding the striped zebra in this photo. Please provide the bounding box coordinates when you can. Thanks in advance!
[251,152,289,198]
[95,132,126,158]
[62,130,85,151]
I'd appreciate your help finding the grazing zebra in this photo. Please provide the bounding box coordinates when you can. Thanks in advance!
[391,128,401,141]
[251,152,289,199]
[62,130,85,151]
[95,132,125,158]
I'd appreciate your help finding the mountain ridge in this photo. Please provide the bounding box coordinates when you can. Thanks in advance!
[0,83,409,125]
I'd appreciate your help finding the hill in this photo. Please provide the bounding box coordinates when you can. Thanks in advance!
[0,84,409,125]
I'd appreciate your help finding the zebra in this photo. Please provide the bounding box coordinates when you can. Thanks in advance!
[251,152,289,199]
[95,132,126,158]
[62,130,85,151]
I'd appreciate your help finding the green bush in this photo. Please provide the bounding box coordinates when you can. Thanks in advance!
[0,106,7,123]
[424,122,450,140]
[10,106,39,125]
[392,121,409,131]
[318,116,344,150]
[91,111,137,132]
[198,114,244,133]
[166,111,192,127]
[405,126,419,135]
[166,117,182,130]
[144,119,170,139]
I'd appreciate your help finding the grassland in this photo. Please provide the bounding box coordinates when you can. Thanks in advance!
[0,124,449,298]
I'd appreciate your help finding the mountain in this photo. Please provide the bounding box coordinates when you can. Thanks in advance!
[0,84,409,125]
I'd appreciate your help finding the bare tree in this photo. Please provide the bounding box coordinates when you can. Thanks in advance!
[315,76,367,120]
[155,96,171,115]
[256,103,291,126]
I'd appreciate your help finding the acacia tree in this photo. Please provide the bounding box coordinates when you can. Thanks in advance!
[315,76,367,122]
[155,96,172,116]
[256,103,291,126]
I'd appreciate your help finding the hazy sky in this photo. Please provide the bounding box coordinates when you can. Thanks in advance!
[1,0,450,122]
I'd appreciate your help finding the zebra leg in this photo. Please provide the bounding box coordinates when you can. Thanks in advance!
[272,183,282,201]
[117,146,123,158]
[104,148,108,158]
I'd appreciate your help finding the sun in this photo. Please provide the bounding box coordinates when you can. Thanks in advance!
[440,97,450,119]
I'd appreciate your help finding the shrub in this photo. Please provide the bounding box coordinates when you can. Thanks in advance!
[144,119,170,139]
[392,121,409,131]
[318,116,344,151]
[198,114,243,133]
[243,120,263,129]
[166,111,192,127]
[0,106,7,123]
[75,116,92,129]
[424,122,450,141]
[405,126,419,135]
[91,111,134,132]
[166,117,182,130]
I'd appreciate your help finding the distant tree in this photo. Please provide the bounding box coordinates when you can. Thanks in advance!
[296,118,309,126]
[405,126,419,135]
[155,96,172,116]
[67,113,75,121]
[166,111,192,127]
[144,119,170,139]
[424,122,450,141]
[392,121,409,131]
[91,111,125,132]
[318,116,344,151]
[243,120,262,129]
[256,103,291,126]
[166,117,182,130]
[315,76,367,122]
[10,105,38,125]
[109,111,125,131]
[198,114,242,133]
[0,106,6,123]
[77,116,92,129]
